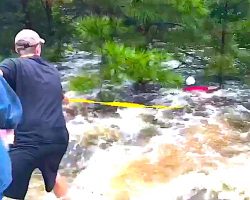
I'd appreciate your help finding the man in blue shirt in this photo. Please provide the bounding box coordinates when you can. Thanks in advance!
[0,29,69,199]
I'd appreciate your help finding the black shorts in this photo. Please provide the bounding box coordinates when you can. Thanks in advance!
[3,143,68,199]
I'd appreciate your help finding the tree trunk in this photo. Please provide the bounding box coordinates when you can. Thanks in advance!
[41,0,54,35]
[21,0,32,28]
[219,1,228,88]
[46,0,54,35]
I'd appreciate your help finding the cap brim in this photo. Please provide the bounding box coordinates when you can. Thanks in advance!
[40,38,45,44]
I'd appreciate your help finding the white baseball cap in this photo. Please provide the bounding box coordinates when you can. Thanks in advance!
[185,76,196,85]
[15,29,45,46]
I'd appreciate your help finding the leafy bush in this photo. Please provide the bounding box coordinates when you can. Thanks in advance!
[69,41,183,93]
[71,15,184,93]
[101,42,183,87]
[43,46,64,62]
[69,74,101,93]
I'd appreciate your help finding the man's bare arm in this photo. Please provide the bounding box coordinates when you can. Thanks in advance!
[0,69,3,76]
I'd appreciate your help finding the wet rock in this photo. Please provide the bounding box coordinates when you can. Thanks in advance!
[79,103,89,117]
[60,140,86,173]
[193,111,209,118]
[183,95,195,104]
[93,105,118,117]
[136,126,160,145]
[98,140,112,150]
[57,64,72,71]
[63,102,91,120]
[184,106,193,114]
[110,124,121,129]
[98,143,110,150]
[161,110,175,119]
[139,126,159,138]
[194,106,207,112]
[174,123,186,129]
[132,95,148,104]
[185,99,196,107]
[223,108,250,132]
[200,119,209,125]
[159,122,173,128]
[242,102,250,110]
[226,118,250,132]
[172,109,186,118]
[209,96,236,107]
[133,93,159,104]
[79,126,122,148]
[132,82,161,93]
[185,188,208,200]
[63,104,78,118]
[161,60,181,69]
[117,86,135,102]
[96,89,116,102]
[140,114,155,123]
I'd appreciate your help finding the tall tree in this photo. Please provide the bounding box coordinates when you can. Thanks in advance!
[204,0,250,86]
[41,0,54,35]
[20,0,32,28]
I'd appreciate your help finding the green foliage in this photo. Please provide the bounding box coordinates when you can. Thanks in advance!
[67,0,249,90]
[0,1,23,56]
[167,0,208,15]
[101,42,183,87]
[200,0,250,84]
[69,74,101,92]
[0,0,75,57]
[72,12,184,91]
[0,0,249,90]
[74,16,128,51]
[51,4,75,42]
[205,55,239,76]
[233,47,250,71]
[43,46,64,62]
[234,20,250,49]
[69,41,183,92]
[124,0,208,22]
[209,0,249,23]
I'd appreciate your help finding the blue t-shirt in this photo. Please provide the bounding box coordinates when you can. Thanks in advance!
[0,76,22,129]
[0,139,12,198]
[0,56,67,144]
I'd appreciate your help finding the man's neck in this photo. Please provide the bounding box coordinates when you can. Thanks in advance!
[20,54,40,58]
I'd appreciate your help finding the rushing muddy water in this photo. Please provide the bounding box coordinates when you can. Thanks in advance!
[3,51,250,200]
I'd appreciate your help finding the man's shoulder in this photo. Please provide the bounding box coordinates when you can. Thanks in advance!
[29,56,58,69]
[0,58,19,77]
[0,57,18,67]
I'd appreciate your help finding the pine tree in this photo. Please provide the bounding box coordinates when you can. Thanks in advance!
[204,0,250,86]
[70,0,210,92]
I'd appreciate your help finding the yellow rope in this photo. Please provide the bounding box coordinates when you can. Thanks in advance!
[68,98,184,110]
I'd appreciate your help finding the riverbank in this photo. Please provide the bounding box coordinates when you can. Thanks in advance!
[3,51,250,200]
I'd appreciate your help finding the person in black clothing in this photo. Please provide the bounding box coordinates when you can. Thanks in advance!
[0,29,69,199]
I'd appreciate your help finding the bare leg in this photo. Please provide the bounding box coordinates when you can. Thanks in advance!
[53,174,69,199]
